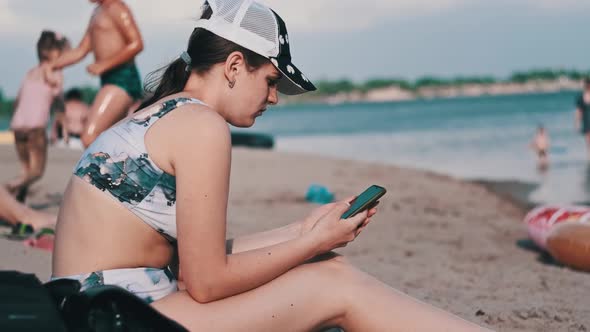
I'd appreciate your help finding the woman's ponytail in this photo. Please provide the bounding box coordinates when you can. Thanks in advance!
[137,2,268,112]
[138,57,191,110]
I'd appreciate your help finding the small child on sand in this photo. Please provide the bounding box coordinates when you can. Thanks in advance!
[530,125,550,169]
[6,30,69,201]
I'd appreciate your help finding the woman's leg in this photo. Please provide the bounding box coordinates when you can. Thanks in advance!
[0,186,56,228]
[153,255,490,332]
[81,85,133,147]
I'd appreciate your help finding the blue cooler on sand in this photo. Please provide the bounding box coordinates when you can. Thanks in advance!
[305,184,334,204]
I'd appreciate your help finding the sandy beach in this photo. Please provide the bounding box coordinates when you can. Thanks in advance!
[1,145,589,331]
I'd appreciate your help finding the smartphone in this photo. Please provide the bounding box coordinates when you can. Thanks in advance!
[341,185,387,219]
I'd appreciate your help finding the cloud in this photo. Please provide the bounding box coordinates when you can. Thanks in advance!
[526,0,590,11]
[3,0,589,38]
[0,1,32,35]
[0,0,90,38]
[269,0,467,32]
[0,0,469,38]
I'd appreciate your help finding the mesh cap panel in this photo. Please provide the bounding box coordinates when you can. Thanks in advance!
[216,0,241,23]
[240,2,277,44]
[196,0,316,95]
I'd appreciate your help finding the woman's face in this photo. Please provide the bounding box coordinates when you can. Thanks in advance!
[226,62,281,128]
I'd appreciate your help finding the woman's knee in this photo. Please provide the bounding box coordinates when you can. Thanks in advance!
[300,252,358,285]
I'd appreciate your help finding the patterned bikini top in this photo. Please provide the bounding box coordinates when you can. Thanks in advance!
[73,98,207,242]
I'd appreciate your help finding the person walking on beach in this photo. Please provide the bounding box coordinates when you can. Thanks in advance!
[575,78,590,158]
[47,0,143,148]
[6,31,69,202]
[51,1,491,330]
[530,124,550,169]
[50,88,90,150]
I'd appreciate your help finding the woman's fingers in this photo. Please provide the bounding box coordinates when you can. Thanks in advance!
[368,207,378,218]
[345,209,369,229]
[355,218,372,236]
[343,195,357,204]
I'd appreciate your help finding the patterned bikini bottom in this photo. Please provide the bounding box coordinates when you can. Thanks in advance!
[51,267,177,303]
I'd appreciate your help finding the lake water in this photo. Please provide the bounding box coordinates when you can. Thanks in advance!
[248,91,587,204]
[2,91,586,204]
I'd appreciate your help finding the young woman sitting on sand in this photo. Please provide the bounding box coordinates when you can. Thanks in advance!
[51,0,491,330]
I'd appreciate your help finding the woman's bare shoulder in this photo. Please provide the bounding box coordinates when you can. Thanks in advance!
[151,101,231,149]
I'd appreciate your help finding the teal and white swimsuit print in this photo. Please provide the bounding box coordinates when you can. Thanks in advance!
[53,97,207,302]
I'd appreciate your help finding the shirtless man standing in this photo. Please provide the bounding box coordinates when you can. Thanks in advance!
[48,0,143,147]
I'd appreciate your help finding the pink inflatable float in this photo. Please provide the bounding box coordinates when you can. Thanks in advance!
[524,205,590,271]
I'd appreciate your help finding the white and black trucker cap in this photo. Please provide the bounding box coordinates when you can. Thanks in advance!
[194,0,316,95]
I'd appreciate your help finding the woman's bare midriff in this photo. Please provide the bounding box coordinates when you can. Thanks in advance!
[52,176,174,276]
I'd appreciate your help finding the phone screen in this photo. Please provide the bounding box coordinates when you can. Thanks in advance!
[341,185,386,219]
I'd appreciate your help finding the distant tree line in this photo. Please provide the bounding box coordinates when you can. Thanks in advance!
[313,69,590,96]
[1,68,589,118]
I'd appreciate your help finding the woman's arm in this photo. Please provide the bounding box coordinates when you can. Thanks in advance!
[171,108,367,304]
[227,202,340,254]
[227,222,302,254]
[89,2,143,75]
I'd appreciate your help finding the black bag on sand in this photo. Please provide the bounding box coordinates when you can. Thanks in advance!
[50,282,189,332]
[0,270,187,332]
[0,270,67,332]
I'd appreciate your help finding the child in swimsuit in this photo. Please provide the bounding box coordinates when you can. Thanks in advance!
[47,0,144,148]
[6,30,69,202]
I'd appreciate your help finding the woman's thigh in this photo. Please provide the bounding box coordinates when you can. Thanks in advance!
[152,254,350,332]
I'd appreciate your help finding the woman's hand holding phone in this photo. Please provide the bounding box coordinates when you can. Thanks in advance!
[302,197,378,256]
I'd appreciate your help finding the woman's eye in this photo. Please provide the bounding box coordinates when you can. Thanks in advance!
[268,79,278,87]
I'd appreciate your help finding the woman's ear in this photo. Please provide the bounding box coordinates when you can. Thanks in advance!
[224,51,245,83]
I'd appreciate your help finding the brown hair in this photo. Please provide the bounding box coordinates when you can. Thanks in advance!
[139,5,269,110]
[37,30,68,62]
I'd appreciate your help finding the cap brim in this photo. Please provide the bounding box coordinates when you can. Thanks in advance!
[270,57,316,95]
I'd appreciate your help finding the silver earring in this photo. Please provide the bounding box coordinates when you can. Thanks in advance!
[228,80,235,89]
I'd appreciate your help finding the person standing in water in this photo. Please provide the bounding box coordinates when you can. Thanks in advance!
[47,0,143,147]
[530,125,550,169]
[575,78,590,159]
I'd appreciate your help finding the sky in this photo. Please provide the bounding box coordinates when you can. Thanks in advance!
[1,0,590,97]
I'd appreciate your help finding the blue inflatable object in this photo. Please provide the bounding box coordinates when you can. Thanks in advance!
[305,184,334,204]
